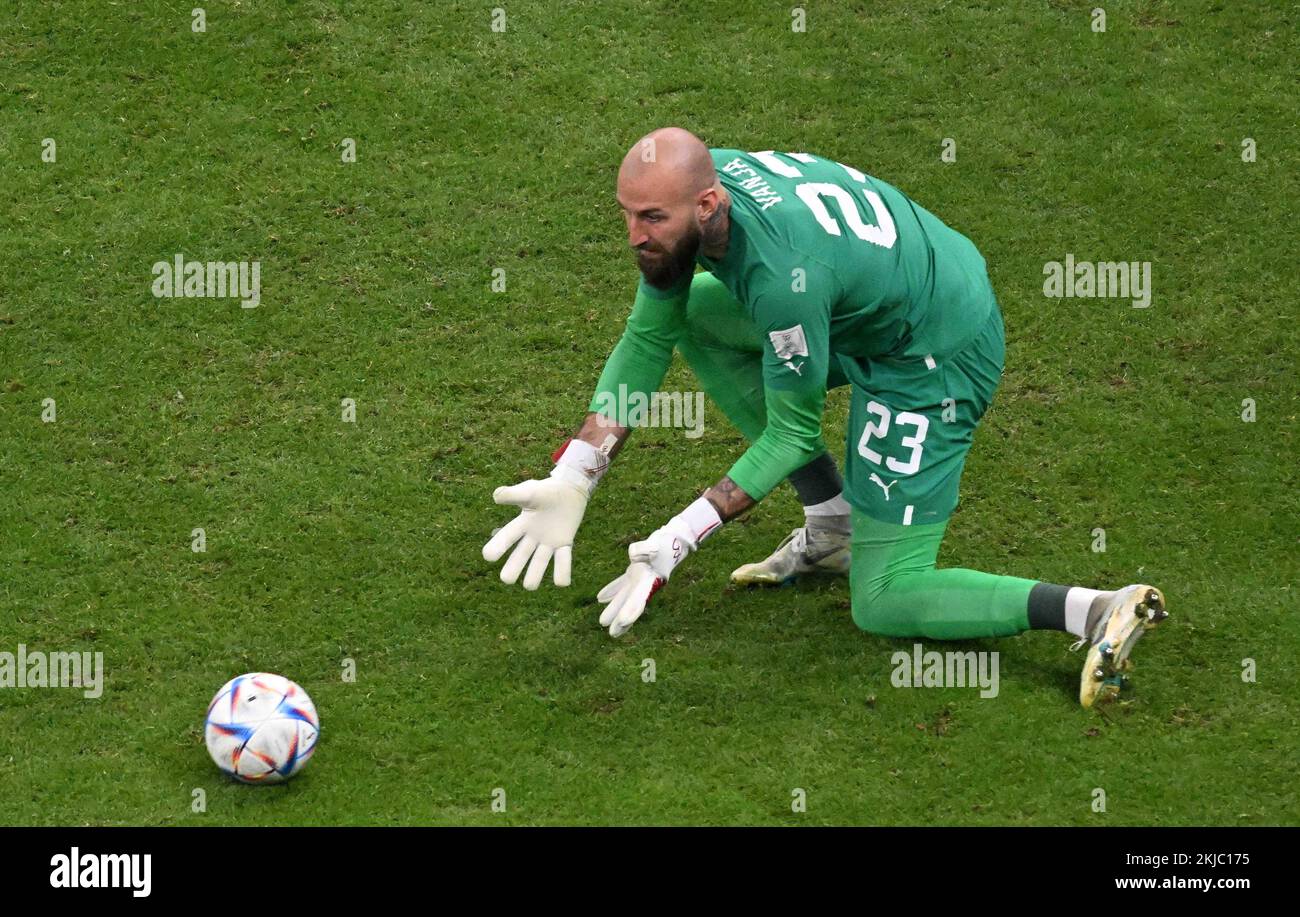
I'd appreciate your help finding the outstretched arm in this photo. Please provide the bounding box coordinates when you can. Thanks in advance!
[597,278,834,636]
[484,271,689,591]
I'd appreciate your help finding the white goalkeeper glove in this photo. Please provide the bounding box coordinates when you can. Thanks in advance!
[597,497,722,637]
[483,439,609,590]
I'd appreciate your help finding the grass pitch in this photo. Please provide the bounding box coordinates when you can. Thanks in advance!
[0,1,1296,825]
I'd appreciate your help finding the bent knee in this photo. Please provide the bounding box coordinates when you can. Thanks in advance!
[851,575,915,637]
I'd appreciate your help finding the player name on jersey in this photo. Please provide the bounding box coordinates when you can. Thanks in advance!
[719,157,784,210]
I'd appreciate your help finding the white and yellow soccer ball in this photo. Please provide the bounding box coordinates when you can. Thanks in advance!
[204,673,320,784]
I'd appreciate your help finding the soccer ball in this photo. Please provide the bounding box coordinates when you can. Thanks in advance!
[204,672,320,784]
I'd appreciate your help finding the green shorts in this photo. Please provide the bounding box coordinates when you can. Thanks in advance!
[838,303,1005,525]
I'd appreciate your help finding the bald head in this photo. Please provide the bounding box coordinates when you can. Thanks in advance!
[618,127,718,205]
[616,127,729,290]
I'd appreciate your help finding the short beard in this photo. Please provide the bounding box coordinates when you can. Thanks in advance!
[637,221,701,291]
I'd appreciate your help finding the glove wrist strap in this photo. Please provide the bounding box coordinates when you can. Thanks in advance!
[551,438,611,496]
[549,461,595,496]
[668,496,724,552]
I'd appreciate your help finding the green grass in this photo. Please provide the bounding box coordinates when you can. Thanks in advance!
[0,0,1296,825]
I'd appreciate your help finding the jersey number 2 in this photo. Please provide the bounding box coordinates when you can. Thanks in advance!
[750,151,897,249]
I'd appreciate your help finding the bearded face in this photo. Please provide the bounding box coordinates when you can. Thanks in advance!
[635,218,702,290]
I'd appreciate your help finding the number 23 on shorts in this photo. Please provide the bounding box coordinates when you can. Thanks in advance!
[857,400,928,475]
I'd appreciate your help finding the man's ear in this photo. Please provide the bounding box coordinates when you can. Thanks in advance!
[698,187,721,219]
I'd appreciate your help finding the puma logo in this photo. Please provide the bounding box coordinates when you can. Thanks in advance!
[869,473,897,500]
[783,359,805,376]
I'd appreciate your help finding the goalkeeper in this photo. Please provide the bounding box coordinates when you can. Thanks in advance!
[482,127,1167,707]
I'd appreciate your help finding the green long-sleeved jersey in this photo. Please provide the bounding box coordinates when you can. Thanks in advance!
[590,148,995,501]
